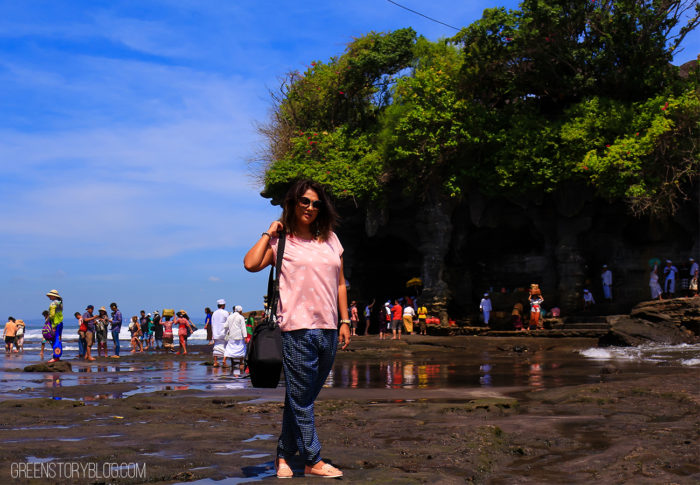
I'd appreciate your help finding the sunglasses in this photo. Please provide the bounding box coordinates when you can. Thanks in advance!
[298,196,323,210]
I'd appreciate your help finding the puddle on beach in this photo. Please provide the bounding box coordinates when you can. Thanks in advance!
[2,342,697,401]
[177,461,277,485]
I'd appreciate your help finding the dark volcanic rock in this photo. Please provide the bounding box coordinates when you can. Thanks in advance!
[603,298,700,346]
[24,361,73,372]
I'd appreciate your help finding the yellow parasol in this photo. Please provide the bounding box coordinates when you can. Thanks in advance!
[406,277,423,288]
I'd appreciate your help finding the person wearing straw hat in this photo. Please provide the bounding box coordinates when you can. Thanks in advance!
[46,289,64,362]
[174,310,195,355]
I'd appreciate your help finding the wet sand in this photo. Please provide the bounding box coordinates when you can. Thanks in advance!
[0,337,698,484]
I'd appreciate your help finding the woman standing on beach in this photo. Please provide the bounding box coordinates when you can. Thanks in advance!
[46,289,64,362]
[244,179,351,479]
[129,316,143,353]
[174,310,194,355]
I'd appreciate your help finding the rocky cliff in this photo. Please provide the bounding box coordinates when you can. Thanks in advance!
[336,183,700,322]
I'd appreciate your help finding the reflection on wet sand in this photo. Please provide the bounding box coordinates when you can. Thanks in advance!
[331,354,574,392]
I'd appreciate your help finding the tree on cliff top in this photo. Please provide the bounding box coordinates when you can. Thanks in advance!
[257,1,700,215]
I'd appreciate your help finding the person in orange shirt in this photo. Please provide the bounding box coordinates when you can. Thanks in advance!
[391,300,403,340]
[4,317,17,353]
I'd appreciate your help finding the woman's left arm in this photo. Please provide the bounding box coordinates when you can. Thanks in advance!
[337,256,350,350]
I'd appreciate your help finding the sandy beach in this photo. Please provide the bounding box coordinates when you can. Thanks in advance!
[0,336,698,484]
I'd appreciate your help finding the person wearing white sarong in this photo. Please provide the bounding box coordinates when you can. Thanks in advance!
[223,305,247,375]
[663,260,678,296]
[649,265,663,300]
[601,265,613,301]
[211,299,229,367]
[479,293,492,326]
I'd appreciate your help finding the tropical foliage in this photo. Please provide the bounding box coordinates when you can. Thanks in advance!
[258,1,700,215]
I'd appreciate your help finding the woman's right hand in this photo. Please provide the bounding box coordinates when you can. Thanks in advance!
[267,221,283,237]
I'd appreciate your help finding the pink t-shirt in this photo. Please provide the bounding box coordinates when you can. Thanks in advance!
[270,232,343,332]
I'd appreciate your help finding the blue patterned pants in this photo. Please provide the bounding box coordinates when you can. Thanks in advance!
[278,329,337,465]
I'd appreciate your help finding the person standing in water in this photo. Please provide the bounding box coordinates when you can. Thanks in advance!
[244,179,350,478]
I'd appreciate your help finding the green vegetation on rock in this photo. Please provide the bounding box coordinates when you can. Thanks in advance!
[259,1,700,215]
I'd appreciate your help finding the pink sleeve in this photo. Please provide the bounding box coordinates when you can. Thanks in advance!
[269,236,279,264]
[329,232,344,257]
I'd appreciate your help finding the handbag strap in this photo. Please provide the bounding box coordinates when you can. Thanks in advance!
[265,231,286,323]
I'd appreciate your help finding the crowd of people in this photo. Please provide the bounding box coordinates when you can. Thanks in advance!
[649,257,699,300]
[2,290,257,371]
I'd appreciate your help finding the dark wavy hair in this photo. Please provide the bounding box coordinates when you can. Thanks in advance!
[281,179,338,241]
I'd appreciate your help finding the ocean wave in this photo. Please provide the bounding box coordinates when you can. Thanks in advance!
[580,343,700,365]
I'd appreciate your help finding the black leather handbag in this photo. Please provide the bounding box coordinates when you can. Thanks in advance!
[245,232,285,388]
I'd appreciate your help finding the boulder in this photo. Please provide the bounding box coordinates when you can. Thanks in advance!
[24,361,73,373]
[602,298,700,346]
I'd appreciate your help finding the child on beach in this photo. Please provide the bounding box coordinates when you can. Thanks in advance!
[40,310,50,359]
[75,312,87,359]
[129,316,143,353]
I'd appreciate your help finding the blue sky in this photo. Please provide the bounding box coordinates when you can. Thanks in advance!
[1,1,699,324]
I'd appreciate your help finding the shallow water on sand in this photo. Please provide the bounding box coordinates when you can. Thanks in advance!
[1,340,697,401]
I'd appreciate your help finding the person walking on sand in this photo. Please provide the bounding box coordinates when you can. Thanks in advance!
[174,310,194,355]
[417,304,428,335]
[82,305,98,361]
[601,265,613,302]
[75,311,87,359]
[109,302,122,358]
[4,317,17,353]
[479,293,492,326]
[46,289,64,362]
[650,264,663,300]
[391,299,403,340]
[211,299,228,367]
[349,301,359,336]
[364,299,374,336]
[152,310,163,350]
[128,316,143,353]
[14,319,25,352]
[223,305,247,375]
[528,289,544,330]
[244,179,350,479]
[402,303,415,335]
[40,310,50,359]
[204,307,213,345]
[162,314,175,352]
[95,307,110,358]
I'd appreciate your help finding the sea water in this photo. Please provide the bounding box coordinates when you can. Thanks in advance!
[579,342,700,367]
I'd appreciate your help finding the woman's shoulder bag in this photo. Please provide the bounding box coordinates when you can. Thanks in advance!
[245,232,286,388]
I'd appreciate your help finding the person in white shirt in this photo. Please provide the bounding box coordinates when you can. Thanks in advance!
[211,299,229,367]
[663,260,678,296]
[223,305,247,376]
[582,289,595,310]
[479,293,492,326]
[601,265,613,301]
[402,304,415,335]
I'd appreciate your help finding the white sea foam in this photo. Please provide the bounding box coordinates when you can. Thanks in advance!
[580,343,700,366]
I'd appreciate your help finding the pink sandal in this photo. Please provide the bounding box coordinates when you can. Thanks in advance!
[275,458,293,479]
[304,462,343,478]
